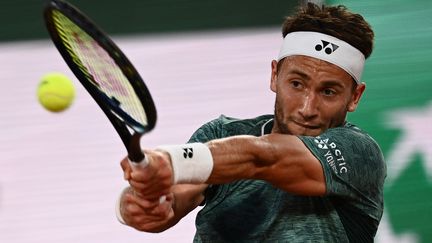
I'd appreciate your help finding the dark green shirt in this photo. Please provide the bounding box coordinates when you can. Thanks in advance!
[188,115,386,243]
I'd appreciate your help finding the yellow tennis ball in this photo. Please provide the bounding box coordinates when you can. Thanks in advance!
[37,72,75,112]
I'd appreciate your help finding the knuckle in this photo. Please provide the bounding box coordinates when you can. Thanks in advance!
[138,200,152,209]
[129,181,145,191]
[125,204,137,214]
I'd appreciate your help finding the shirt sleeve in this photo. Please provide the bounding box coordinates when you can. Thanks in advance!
[187,117,224,143]
[298,126,386,220]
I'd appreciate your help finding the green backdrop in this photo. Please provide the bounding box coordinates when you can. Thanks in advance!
[329,0,432,242]
[0,0,297,42]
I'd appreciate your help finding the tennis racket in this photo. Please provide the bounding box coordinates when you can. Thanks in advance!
[43,0,156,166]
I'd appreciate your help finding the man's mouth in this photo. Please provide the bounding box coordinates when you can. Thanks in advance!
[293,120,320,130]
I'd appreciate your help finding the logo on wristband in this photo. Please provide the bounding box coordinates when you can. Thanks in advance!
[183,147,194,159]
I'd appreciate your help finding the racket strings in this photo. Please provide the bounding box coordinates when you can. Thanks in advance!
[52,10,147,126]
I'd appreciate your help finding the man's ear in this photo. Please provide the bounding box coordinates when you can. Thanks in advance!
[348,82,366,112]
[270,60,278,92]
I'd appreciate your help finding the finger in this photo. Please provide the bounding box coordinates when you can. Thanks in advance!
[124,201,145,217]
[120,157,132,180]
[128,191,173,215]
[126,193,161,210]
[148,200,173,218]
[122,197,174,230]
[129,167,172,192]
[129,170,154,185]
[144,192,173,216]
[129,213,173,230]
[125,202,167,220]
[128,169,171,194]
[128,180,171,198]
[124,205,168,225]
[157,200,173,217]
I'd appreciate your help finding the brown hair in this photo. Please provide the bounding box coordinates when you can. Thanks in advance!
[282,3,374,59]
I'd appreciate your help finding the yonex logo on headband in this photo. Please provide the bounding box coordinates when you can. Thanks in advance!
[315,40,339,55]
[277,31,365,83]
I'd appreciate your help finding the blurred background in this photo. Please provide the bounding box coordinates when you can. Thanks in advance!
[0,0,431,242]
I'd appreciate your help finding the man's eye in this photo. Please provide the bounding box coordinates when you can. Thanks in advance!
[291,80,302,88]
[323,89,336,96]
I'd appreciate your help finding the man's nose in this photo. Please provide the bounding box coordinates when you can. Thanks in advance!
[298,93,319,120]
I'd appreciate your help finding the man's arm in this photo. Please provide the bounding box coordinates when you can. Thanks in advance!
[206,134,326,195]
[122,133,326,231]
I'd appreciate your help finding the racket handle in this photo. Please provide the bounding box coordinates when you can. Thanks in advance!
[129,155,149,168]
[128,156,167,204]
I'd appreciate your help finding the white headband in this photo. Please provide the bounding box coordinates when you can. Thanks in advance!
[277,31,365,83]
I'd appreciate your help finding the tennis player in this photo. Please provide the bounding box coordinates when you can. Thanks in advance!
[117,3,386,242]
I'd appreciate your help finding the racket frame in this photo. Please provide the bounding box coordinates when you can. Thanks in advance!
[43,0,157,162]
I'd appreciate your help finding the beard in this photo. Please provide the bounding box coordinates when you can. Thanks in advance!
[273,95,347,137]
[273,96,292,135]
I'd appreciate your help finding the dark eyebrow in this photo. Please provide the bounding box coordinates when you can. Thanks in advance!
[288,69,346,88]
[288,69,310,80]
[321,80,345,89]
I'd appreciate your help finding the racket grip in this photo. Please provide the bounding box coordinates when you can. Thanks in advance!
[128,155,149,168]
[127,156,167,204]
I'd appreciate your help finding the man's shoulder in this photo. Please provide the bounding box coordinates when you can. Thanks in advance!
[194,114,273,139]
[328,122,380,147]
[300,121,385,168]
[214,114,273,126]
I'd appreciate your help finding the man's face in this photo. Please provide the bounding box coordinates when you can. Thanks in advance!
[270,55,365,136]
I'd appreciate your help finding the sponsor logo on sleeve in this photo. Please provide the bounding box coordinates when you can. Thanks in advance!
[314,137,348,174]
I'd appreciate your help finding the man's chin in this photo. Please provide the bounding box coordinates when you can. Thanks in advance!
[284,125,324,137]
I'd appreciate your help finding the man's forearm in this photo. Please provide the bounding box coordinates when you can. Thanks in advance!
[206,135,262,183]
[205,134,326,195]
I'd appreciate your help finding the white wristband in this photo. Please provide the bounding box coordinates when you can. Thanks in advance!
[115,187,129,225]
[157,143,214,184]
